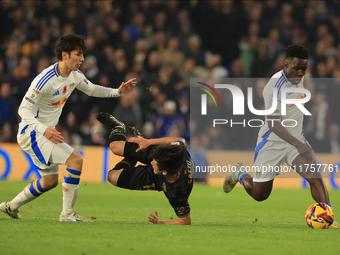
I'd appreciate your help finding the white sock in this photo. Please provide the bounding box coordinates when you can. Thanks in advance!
[62,182,79,216]
[9,187,36,210]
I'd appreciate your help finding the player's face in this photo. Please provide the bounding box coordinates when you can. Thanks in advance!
[284,57,308,85]
[151,159,163,175]
[64,49,84,71]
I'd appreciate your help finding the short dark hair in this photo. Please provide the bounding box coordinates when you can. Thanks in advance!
[55,34,86,61]
[150,141,187,175]
[285,44,309,60]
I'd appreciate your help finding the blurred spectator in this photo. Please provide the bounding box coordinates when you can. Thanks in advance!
[306,92,332,153]
[6,41,21,77]
[151,11,169,34]
[266,28,285,61]
[141,121,154,139]
[144,50,160,82]
[83,113,106,146]
[188,136,208,182]
[81,55,99,83]
[134,39,148,64]
[63,112,82,146]
[9,65,30,103]
[239,35,258,77]
[251,44,272,78]
[117,27,136,62]
[265,54,285,77]
[187,35,205,66]
[36,58,50,74]
[230,59,244,78]
[328,123,340,154]
[179,57,198,85]
[29,40,46,72]
[158,64,178,100]
[0,60,8,84]
[0,82,19,141]
[64,90,93,125]
[114,87,143,130]
[154,100,186,137]
[205,52,229,78]
[159,37,185,71]
[111,56,128,86]
[177,10,194,55]
[0,122,15,142]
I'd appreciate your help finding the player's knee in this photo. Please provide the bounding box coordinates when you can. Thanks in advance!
[73,151,83,165]
[109,141,125,156]
[107,170,119,186]
[49,178,59,189]
[67,150,83,170]
[41,178,59,190]
[306,176,323,186]
[253,193,269,202]
[109,142,119,155]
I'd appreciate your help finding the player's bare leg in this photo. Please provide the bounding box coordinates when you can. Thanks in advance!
[0,172,59,219]
[242,178,273,201]
[223,161,273,201]
[292,154,329,203]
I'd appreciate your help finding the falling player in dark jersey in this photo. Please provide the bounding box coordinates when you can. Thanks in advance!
[96,112,194,225]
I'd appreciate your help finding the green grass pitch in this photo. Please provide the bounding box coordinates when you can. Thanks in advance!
[0,181,339,255]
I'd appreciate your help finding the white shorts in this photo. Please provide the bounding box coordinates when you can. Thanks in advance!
[17,125,74,176]
[253,136,309,182]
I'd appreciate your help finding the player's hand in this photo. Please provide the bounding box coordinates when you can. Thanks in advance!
[44,127,64,144]
[148,210,163,224]
[118,78,137,94]
[296,143,314,160]
[128,136,149,152]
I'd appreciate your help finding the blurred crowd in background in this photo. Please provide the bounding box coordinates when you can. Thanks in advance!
[1,0,340,166]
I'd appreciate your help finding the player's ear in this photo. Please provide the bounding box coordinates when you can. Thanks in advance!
[62,51,69,60]
[162,170,167,176]
[284,58,289,68]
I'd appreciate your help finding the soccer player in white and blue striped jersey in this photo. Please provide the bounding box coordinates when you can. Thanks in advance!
[0,34,136,222]
[223,44,339,228]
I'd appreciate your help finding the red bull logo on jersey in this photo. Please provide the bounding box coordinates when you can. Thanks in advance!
[289,93,305,108]
[49,97,68,107]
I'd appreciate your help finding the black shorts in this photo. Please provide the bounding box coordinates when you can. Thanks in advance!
[116,142,162,191]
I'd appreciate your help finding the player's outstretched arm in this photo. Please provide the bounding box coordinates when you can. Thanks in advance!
[128,137,186,152]
[147,210,191,225]
[77,75,137,98]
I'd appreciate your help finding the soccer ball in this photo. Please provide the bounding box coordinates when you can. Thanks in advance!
[305,203,334,229]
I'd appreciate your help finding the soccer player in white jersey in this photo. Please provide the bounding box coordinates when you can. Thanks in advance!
[223,44,339,228]
[0,34,136,222]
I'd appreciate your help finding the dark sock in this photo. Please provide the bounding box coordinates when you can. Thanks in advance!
[108,127,126,144]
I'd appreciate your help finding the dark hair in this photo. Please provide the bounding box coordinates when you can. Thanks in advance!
[285,44,309,60]
[150,141,187,175]
[55,34,86,60]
